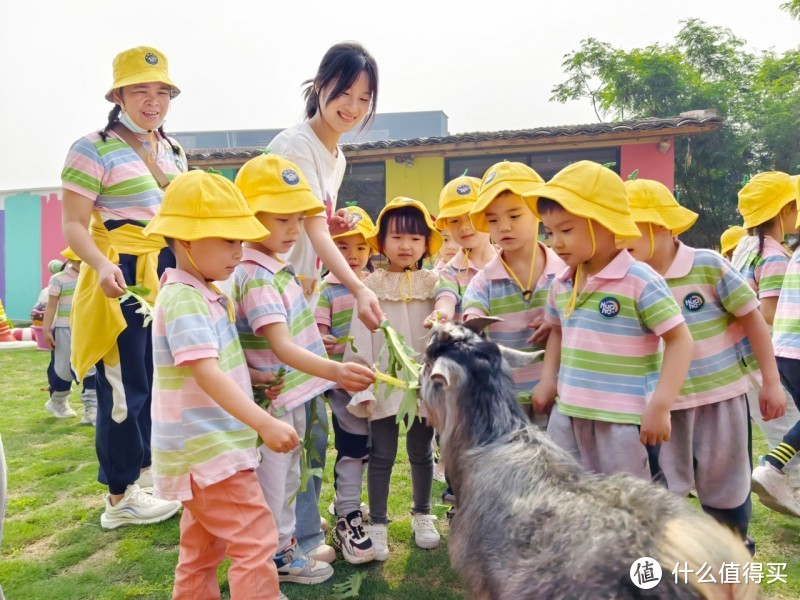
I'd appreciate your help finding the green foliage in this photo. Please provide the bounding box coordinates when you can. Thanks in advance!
[551,18,800,247]
[781,0,800,20]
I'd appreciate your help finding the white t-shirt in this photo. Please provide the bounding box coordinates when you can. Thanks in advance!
[268,121,347,287]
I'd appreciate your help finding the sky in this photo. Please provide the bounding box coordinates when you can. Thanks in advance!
[2,0,799,190]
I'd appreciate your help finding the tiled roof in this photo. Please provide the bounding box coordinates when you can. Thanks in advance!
[186,114,723,161]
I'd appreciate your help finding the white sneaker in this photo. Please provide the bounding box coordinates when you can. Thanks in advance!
[100,484,181,529]
[411,514,440,549]
[752,464,800,518]
[45,399,77,419]
[80,405,97,426]
[306,542,337,564]
[364,523,389,561]
[433,461,447,483]
[135,469,154,491]
[328,500,369,521]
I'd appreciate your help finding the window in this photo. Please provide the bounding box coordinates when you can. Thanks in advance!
[339,162,386,221]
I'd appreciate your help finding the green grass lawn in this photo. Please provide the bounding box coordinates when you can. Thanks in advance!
[1,347,799,599]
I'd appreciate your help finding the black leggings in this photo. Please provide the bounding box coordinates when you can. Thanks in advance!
[764,357,800,471]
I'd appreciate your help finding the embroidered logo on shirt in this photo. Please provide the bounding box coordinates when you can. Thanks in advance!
[145,53,159,65]
[281,169,300,185]
[683,292,705,312]
[484,171,497,185]
[598,296,621,318]
[456,183,472,196]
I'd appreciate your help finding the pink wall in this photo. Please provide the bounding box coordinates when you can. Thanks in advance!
[619,139,674,189]
[40,193,66,288]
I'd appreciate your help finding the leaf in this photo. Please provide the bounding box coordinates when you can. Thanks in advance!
[345,201,359,207]
[395,387,420,426]
[335,335,358,354]
[125,284,152,297]
[327,572,366,599]
[628,168,639,180]
[119,287,153,328]
[206,167,222,175]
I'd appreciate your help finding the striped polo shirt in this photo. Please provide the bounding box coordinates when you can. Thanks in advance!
[663,242,759,409]
[463,244,565,400]
[151,269,259,502]
[434,251,482,321]
[773,247,800,360]
[733,235,790,299]
[47,265,79,328]
[314,272,358,362]
[232,248,333,411]
[61,128,186,224]
[545,250,685,425]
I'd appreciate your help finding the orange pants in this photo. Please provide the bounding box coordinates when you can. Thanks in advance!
[173,469,280,600]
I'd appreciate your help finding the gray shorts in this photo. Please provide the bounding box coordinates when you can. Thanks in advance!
[659,395,750,509]
[547,407,653,481]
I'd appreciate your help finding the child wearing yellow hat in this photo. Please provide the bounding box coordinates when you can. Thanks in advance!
[460,162,563,423]
[427,175,498,325]
[526,161,693,480]
[720,225,747,260]
[624,177,785,549]
[313,204,377,565]
[433,230,460,271]
[232,154,375,584]
[41,250,97,424]
[142,169,299,600]
[343,197,443,560]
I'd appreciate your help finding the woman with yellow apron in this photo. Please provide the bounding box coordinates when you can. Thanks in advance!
[61,47,184,529]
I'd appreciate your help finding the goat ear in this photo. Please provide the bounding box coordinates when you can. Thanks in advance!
[498,345,545,369]
[429,361,450,387]
[462,316,503,335]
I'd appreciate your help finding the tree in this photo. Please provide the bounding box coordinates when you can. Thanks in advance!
[781,0,800,20]
[551,19,799,248]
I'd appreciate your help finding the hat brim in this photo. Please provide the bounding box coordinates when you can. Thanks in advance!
[471,181,545,232]
[142,214,269,242]
[366,202,443,256]
[248,192,325,217]
[630,205,698,236]
[526,184,641,240]
[332,223,374,245]
[105,73,181,102]
[741,192,797,229]
[434,200,475,229]
[61,248,80,261]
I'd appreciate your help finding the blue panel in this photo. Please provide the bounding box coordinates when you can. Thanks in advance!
[4,194,42,320]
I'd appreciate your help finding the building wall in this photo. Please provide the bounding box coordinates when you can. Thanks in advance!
[385,156,445,215]
[620,139,674,189]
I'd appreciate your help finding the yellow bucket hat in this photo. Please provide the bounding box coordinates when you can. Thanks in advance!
[332,205,376,244]
[525,160,641,240]
[61,248,80,261]
[435,176,481,229]
[624,179,698,236]
[470,162,545,232]
[738,171,797,229]
[142,170,269,242]
[235,154,325,216]
[105,46,180,102]
[365,197,443,256]
[720,225,747,256]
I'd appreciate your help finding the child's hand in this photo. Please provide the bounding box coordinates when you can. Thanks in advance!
[259,415,300,454]
[43,329,56,350]
[531,380,557,415]
[639,403,671,445]
[250,368,286,401]
[322,334,340,354]
[424,309,453,329]
[526,320,552,346]
[759,380,787,421]
[336,362,376,392]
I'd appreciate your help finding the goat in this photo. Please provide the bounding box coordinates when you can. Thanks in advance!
[419,320,758,600]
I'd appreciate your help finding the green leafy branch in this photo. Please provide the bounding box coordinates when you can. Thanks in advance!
[289,395,327,504]
[119,285,153,327]
[374,321,422,425]
[253,367,286,447]
[327,572,366,599]
[335,335,358,354]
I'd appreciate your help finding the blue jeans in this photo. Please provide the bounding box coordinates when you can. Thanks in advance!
[294,396,329,552]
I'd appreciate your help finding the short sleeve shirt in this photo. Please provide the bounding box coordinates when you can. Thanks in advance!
[150,269,259,502]
[773,247,800,360]
[434,251,482,322]
[733,235,790,299]
[47,265,79,328]
[314,273,356,363]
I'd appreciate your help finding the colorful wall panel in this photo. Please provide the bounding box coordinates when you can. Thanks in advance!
[4,193,43,320]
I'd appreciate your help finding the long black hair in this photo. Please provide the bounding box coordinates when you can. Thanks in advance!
[302,42,379,132]
[98,98,182,157]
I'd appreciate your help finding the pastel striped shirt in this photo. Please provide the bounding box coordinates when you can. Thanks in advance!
[61,128,187,224]
[151,269,259,502]
[732,235,790,299]
[47,265,79,328]
[314,273,358,362]
[434,251,482,321]
[232,248,333,411]
[545,250,685,424]
[663,243,759,409]
[773,247,800,360]
[463,244,565,400]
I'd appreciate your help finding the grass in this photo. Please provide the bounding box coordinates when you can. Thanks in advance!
[0,347,799,598]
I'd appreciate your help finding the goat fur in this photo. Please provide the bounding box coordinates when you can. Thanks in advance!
[419,322,758,600]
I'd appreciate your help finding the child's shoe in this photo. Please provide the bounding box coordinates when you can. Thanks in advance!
[274,539,334,584]
[364,523,389,561]
[411,514,440,549]
[45,391,77,419]
[100,484,181,529]
[433,460,447,483]
[306,542,336,564]
[328,500,369,521]
[334,510,376,565]
[751,463,800,518]
[80,405,97,426]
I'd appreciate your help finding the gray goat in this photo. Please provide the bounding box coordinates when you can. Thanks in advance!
[419,321,758,600]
